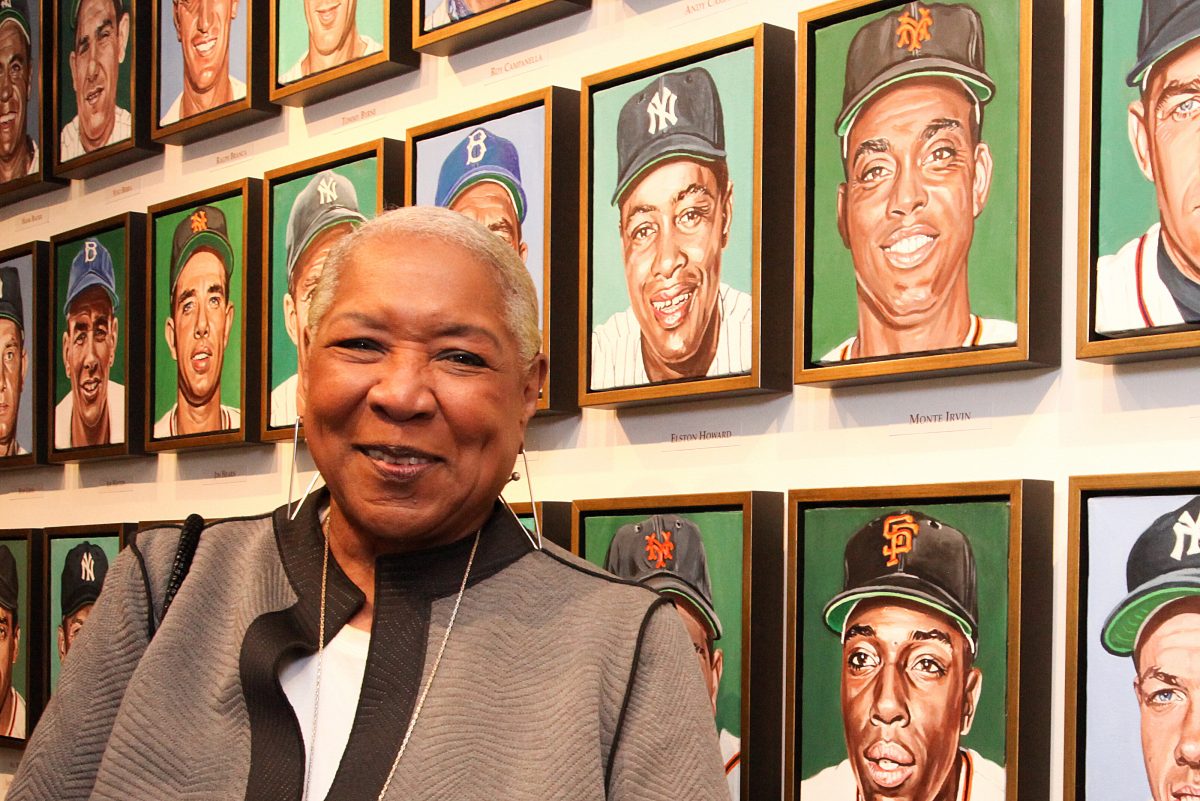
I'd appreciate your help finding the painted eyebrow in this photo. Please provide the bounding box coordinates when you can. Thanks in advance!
[920,118,962,140]
[852,138,890,163]
[845,624,874,640]
[911,627,952,645]
[1140,667,1183,687]
[674,183,714,204]
[1155,78,1200,116]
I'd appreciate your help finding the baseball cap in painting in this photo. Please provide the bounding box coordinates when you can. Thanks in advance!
[1102,496,1200,656]
[824,510,980,650]
[71,0,122,29]
[169,205,234,294]
[64,238,119,315]
[0,266,23,332]
[61,541,108,619]
[611,66,727,206]
[603,513,724,640]
[285,170,366,280]
[1127,0,1200,87]
[0,0,31,42]
[836,2,995,138]
[435,127,528,224]
[0,545,18,615]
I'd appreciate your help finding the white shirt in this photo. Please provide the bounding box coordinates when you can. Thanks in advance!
[279,35,383,84]
[53,380,126,449]
[270,373,299,430]
[153,403,241,439]
[590,283,753,391]
[1,687,25,739]
[59,106,132,161]
[820,314,1018,362]
[1095,223,1186,334]
[280,623,371,801]
[161,75,248,126]
[800,748,1005,801]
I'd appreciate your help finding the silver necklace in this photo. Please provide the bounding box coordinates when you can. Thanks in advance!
[308,516,481,801]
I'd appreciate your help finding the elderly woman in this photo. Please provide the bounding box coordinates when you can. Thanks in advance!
[11,207,729,800]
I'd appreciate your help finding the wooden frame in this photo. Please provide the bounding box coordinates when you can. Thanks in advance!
[268,0,418,108]
[41,522,131,704]
[259,140,403,441]
[1076,2,1200,362]
[0,0,67,203]
[48,213,146,463]
[579,25,795,409]
[0,528,43,745]
[144,178,261,452]
[794,0,1062,386]
[0,242,49,469]
[52,0,161,179]
[412,0,589,57]
[1065,472,1200,800]
[786,480,1052,801]
[150,0,277,145]
[571,491,784,800]
[506,500,570,551]
[406,87,579,415]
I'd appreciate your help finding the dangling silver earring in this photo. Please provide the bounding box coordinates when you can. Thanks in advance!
[287,415,321,521]
[502,448,542,551]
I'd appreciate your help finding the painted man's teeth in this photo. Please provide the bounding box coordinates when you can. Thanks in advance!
[652,292,690,312]
[886,235,932,255]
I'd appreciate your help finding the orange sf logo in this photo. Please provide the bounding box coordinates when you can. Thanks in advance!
[190,210,208,233]
[882,514,919,567]
[644,530,674,569]
[896,6,933,54]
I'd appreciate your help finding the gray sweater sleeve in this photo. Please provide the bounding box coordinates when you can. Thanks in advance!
[607,602,733,801]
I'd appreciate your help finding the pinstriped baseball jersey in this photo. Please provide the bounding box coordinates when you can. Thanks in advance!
[59,106,131,162]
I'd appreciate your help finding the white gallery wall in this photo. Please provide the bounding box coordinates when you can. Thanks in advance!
[0,0,1194,797]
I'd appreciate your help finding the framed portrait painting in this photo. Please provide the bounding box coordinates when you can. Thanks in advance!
[52,0,160,179]
[1077,1,1200,362]
[0,242,48,469]
[0,529,39,744]
[412,0,589,57]
[261,139,402,441]
[795,0,1062,386]
[0,0,66,202]
[269,0,417,107]
[1065,472,1200,801]
[788,480,1052,801]
[580,26,795,408]
[572,491,784,801]
[42,523,129,701]
[48,214,145,463]
[151,0,276,145]
[407,87,579,414]
[146,178,261,451]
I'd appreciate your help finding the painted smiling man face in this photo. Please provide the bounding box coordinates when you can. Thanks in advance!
[618,157,732,383]
[837,77,992,336]
[303,0,357,58]
[68,0,129,152]
[173,0,238,110]
[0,19,32,179]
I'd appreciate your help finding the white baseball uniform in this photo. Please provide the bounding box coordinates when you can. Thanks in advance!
[53,380,126,449]
[590,283,753,391]
[59,106,132,161]
[279,35,382,84]
[1095,223,1189,334]
[153,403,240,438]
[270,373,299,429]
[161,76,248,126]
[720,728,740,800]
[799,748,1004,801]
[1,687,25,739]
[820,315,1017,362]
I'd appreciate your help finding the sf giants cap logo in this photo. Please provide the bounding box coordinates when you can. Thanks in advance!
[896,3,933,54]
[882,513,919,567]
[80,551,95,582]
[318,175,339,205]
[465,129,488,165]
[190,209,208,233]
[646,86,678,136]
[644,530,675,569]
[1171,511,1200,561]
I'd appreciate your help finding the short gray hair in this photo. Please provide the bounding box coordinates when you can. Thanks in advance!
[307,205,541,365]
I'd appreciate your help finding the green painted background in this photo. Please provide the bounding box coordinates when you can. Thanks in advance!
[1093,2,1160,255]
[54,227,128,405]
[581,509,744,737]
[276,0,384,81]
[589,45,756,328]
[0,538,30,717]
[808,0,1020,358]
[799,501,1010,780]
[56,0,133,147]
[268,157,378,397]
[151,194,245,424]
[47,534,120,691]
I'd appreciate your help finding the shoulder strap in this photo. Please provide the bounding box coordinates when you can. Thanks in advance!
[150,513,205,639]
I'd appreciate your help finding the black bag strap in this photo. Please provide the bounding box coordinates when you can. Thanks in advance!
[149,513,205,639]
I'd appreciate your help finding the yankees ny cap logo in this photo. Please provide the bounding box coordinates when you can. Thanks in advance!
[1171,511,1200,561]
[191,209,208,233]
[896,2,933,54]
[882,513,919,567]
[646,86,678,136]
[644,530,675,569]
[80,551,95,582]
[465,129,488,165]
[317,175,339,205]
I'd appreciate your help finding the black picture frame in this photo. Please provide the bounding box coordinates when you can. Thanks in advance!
[0,241,49,469]
[0,528,42,746]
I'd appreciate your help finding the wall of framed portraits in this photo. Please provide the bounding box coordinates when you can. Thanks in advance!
[0,0,1198,798]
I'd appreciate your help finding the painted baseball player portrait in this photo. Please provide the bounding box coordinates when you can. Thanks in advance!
[1093,0,1200,335]
[422,0,514,31]
[0,260,32,458]
[48,536,116,693]
[1082,492,1200,800]
[581,509,744,799]
[588,48,756,392]
[269,164,372,429]
[53,233,126,451]
[58,0,132,161]
[276,0,382,85]
[0,0,40,183]
[152,201,242,439]
[415,105,546,328]
[800,503,1010,801]
[0,542,27,740]
[158,0,248,126]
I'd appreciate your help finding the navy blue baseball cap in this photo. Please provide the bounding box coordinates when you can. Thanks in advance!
[64,238,118,315]
[0,266,23,332]
[61,541,108,619]
[170,205,234,294]
[1127,0,1200,87]
[285,170,366,280]
[435,127,527,223]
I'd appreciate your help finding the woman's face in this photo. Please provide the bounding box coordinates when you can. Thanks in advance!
[301,233,544,550]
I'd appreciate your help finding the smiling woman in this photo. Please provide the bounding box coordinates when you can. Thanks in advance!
[10,206,731,801]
